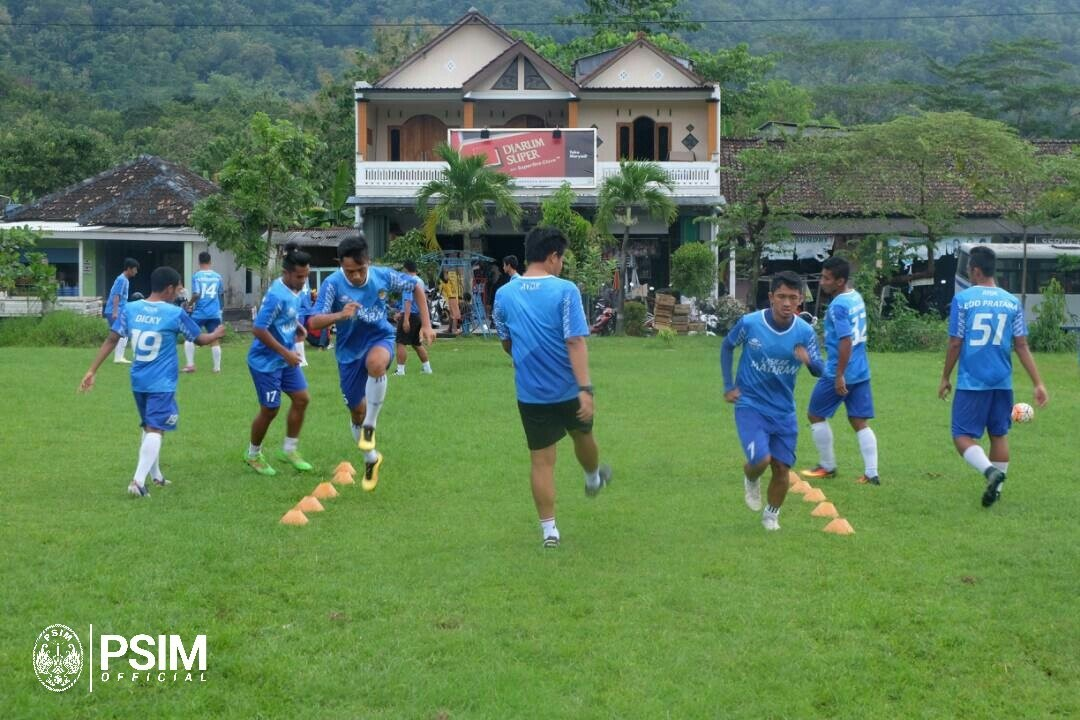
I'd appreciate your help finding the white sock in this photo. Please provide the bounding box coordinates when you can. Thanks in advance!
[992,461,1009,474]
[396,364,406,373]
[585,468,600,490]
[184,341,195,366]
[142,431,164,480]
[211,345,222,371]
[351,423,362,443]
[114,336,129,361]
[283,437,299,453]
[963,445,993,474]
[810,421,836,471]
[364,449,379,464]
[248,443,261,457]
[421,361,432,372]
[857,427,878,478]
[133,432,162,486]
[764,504,781,518]
[363,375,387,427]
[540,517,559,539]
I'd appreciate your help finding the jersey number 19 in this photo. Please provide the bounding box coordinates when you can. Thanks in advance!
[130,329,163,362]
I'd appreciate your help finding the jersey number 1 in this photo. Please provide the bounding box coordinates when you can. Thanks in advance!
[130,329,163,361]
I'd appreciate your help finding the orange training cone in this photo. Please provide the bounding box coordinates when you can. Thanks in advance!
[823,517,855,535]
[312,482,339,500]
[334,461,356,476]
[788,470,801,487]
[790,480,813,495]
[280,509,309,526]
[295,496,325,513]
[332,469,356,486]
[811,501,839,518]
[803,488,827,503]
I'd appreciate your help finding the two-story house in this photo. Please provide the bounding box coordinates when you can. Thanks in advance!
[349,9,723,289]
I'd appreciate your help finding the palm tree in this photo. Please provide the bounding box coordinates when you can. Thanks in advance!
[300,160,352,228]
[415,143,521,252]
[595,160,678,333]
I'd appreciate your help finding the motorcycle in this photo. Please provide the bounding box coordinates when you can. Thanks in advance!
[590,300,617,336]
[427,286,450,329]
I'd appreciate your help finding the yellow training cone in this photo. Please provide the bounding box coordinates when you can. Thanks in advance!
[295,496,325,513]
[803,488,827,503]
[823,518,855,535]
[332,469,356,486]
[334,461,356,476]
[790,480,813,495]
[312,482,339,500]
[811,501,839,518]
[280,509,309,526]
[788,470,800,487]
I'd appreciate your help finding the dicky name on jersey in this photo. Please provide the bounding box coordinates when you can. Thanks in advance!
[135,314,163,325]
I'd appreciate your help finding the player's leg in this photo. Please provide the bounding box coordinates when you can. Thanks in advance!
[735,407,771,512]
[183,338,196,372]
[246,368,283,476]
[131,427,162,497]
[567,398,610,496]
[803,377,841,478]
[982,390,1013,507]
[415,342,432,374]
[357,342,392,451]
[340,359,382,487]
[394,341,407,375]
[145,393,178,488]
[845,381,879,485]
[275,368,312,472]
[761,414,799,530]
[114,334,130,363]
[204,320,223,373]
[519,401,568,546]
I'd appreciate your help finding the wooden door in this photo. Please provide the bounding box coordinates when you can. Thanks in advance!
[401,115,448,161]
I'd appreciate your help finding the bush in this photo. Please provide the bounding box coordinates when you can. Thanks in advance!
[670,242,716,300]
[0,311,109,347]
[712,296,749,335]
[868,297,947,352]
[622,300,647,336]
[656,326,677,346]
[1028,278,1073,352]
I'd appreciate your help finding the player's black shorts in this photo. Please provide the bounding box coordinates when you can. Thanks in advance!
[517,398,593,451]
[395,314,422,346]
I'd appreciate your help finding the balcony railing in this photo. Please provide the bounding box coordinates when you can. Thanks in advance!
[355,160,719,199]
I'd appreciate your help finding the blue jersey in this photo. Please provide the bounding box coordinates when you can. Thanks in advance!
[298,283,313,322]
[104,274,129,317]
[248,278,304,372]
[191,269,224,320]
[400,277,425,315]
[722,310,822,417]
[949,285,1027,391]
[493,275,589,404]
[823,289,870,383]
[314,266,418,364]
[112,300,201,393]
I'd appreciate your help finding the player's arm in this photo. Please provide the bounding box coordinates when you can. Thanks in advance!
[566,335,593,422]
[79,331,123,392]
[1013,336,1049,407]
[939,300,964,400]
[794,334,825,377]
[308,281,358,331]
[493,296,511,355]
[720,318,744,403]
[110,291,120,320]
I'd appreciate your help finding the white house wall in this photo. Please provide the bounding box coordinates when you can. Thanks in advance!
[576,101,710,162]
[584,46,700,89]
[382,24,512,89]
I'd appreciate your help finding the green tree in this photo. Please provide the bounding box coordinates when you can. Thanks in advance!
[0,226,59,313]
[595,161,678,331]
[840,112,1026,278]
[1028,278,1073,352]
[415,143,521,252]
[539,183,615,296]
[301,161,353,228]
[1039,147,1080,233]
[0,115,115,201]
[191,113,320,296]
[559,0,701,34]
[670,241,716,300]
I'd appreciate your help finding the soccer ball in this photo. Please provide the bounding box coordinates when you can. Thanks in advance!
[1012,403,1034,423]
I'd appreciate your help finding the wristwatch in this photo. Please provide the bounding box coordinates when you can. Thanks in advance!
[579,385,594,395]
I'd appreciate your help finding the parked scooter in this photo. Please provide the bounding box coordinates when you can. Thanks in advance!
[590,300,617,336]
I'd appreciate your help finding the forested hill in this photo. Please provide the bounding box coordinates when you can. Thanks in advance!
[2,0,1078,105]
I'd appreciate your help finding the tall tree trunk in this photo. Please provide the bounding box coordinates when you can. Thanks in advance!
[747,238,764,310]
[615,225,630,334]
[260,226,274,299]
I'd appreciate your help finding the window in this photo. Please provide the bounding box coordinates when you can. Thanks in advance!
[617,124,632,160]
[245,269,252,293]
[657,125,671,161]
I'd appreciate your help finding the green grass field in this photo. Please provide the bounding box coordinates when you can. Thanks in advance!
[2,338,1077,719]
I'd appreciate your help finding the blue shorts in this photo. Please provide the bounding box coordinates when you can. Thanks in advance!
[249,365,308,408]
[193,317,221,333]
[133,392,179,431]
[952,389,1012,439]
[734,406,798,467]
[808,377,875,419]
[338,340,395,408]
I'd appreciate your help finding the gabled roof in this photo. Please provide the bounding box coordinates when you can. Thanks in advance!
[576,35,705,88]
[7,155,218,227]
[462,40,580,93]
[717,138,1079,217]
[375,9,516,88]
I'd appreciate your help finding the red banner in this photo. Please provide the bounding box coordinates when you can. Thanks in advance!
[448,129,596,187]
